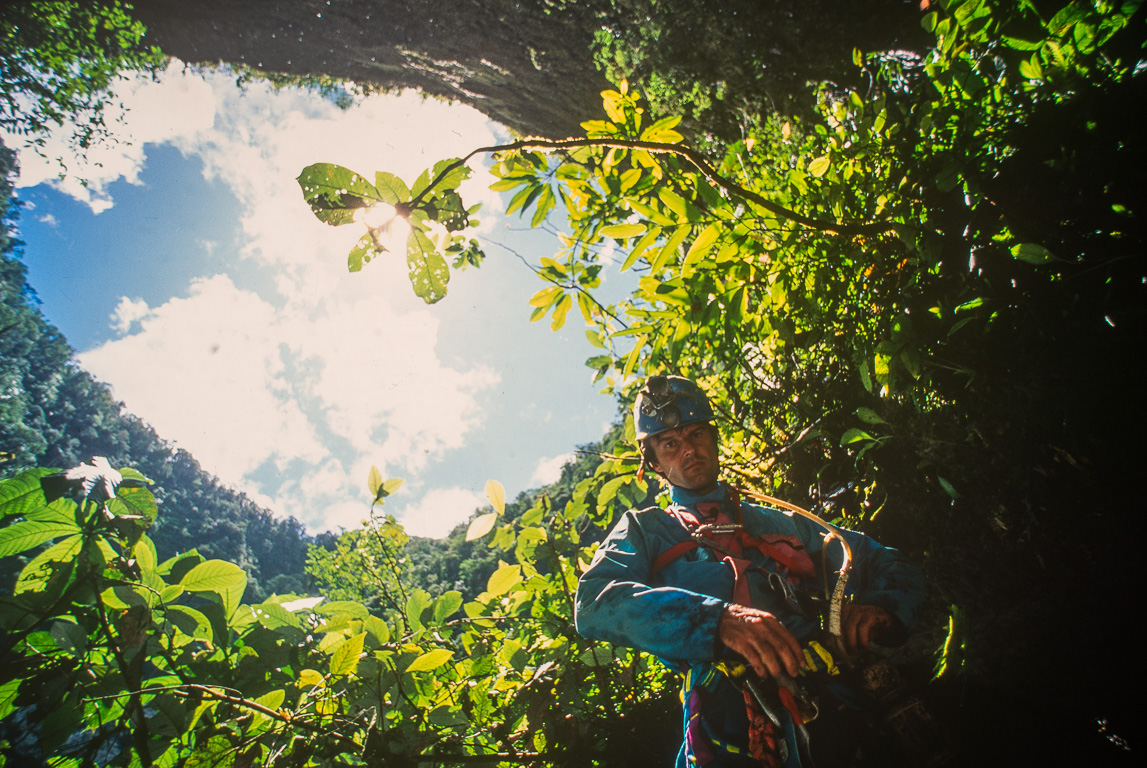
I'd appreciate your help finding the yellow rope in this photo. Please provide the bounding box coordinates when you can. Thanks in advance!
[736,487,853,643]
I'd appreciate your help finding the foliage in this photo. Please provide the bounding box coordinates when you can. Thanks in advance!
[300,0,1146,746]
[0,149,311,601]
[0,458,675,766]
[296,159,484,303]
[0,1,163,155]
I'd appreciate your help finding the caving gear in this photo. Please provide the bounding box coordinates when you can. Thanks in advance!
[575,481,926,767]
[634,375,716,440]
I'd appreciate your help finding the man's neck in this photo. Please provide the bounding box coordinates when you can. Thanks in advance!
[669,481,727,507]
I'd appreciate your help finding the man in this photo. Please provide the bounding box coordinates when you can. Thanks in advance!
[575,375,925,767]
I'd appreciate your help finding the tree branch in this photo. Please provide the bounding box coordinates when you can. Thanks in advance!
[412,137,895,237]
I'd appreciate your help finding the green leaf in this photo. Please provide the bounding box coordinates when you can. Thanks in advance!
[808,156,831,177]
[368,466,383,498]
[658,188,689,221]
[1018,55,1044,80]
[599,223,647,239]
[374,171,410,204]
[0,469,55,520]
[579,646,615,667]
[551,293,573,331]
[487,564,522,597]
[297,163,384,226]
[329,632,366,677]
[317,601,370,619]
[133,536,158,573]
[433,591,463,624]
[1010,242,1055,264]
[855,408,889,427]
[108,485,156,525]
[252,601,304,631]
[466,512,497,541]
[683,223,721,276]
[406,648,453,673]
[640,115,684,144]
[937,476,960,499]
[347,232,379,272]
[651,226,690,274]
[364,614,391,646]
[0,519,81,558]
[406,228,450,303]
[0,678,20,722]
[15,535,81,594]
[181,560,247,617]
[485,480,506,515]
[841,428,873,446]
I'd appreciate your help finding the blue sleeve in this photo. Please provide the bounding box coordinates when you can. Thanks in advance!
[838,526,925,644]
[574,510,726,665]
[742,503,925,644]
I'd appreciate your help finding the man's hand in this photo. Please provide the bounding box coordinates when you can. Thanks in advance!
[718,603,804,680]
[841,603,893,653]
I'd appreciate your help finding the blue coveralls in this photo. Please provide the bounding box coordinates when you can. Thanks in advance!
[574,482,925,767]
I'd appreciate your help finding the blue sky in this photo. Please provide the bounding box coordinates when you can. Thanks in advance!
[10,64,626,537]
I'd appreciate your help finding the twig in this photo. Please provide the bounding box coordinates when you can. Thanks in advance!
[411,138,895,238]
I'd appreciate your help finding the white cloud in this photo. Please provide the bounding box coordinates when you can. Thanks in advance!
[80,275,326,488]
[395,487,487,539]
[531,452,574,486]
[17,66,539,535]
[7,65,217,212]
[37,213,58,227]
[110,296,152,334]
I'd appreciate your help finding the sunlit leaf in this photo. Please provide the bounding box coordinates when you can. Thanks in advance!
[368,466,383,497]
[808,156,831,177]
[0,520,80,558]
[181,560,247,617]
[15,535,81,594]
[406,228,450,303]
[1010,242,1055,264]
[466,512,497,541]
[164,605,214,645]
[374,171,410,204]
[329,632,366,677]
[406,648,453,673]
[297,669,325,687]
[297,163,384,226]
[600,223,647,239]
[487,564,521,596]
[433,591,463,624]
[485,480,506,515]
[0,469,55,520]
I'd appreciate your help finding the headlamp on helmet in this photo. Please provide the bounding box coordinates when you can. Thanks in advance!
[633,375,715,440]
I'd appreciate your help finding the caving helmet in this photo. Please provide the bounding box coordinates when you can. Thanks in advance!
[633,375,715,440]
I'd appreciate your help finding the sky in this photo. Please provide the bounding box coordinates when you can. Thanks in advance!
[9,63,625,538]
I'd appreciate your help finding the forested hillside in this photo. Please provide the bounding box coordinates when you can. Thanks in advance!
[0,146,311,599]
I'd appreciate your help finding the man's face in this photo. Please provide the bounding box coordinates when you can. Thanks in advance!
[647,421,720,493]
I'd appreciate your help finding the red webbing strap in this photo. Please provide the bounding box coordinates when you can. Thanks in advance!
[650,540,698,576]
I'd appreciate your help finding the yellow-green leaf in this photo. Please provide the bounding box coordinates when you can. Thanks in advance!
[367,466,383,497]
[487,564,521,596]
[599,223,647,239]
[406,648,454,673]
[485,480,505,515]
[329,632,366,678]
[809,156,831,177]
[297,669,325,687]
[466,512,497,541]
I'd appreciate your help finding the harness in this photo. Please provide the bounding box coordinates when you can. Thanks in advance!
[652,487,856,767]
